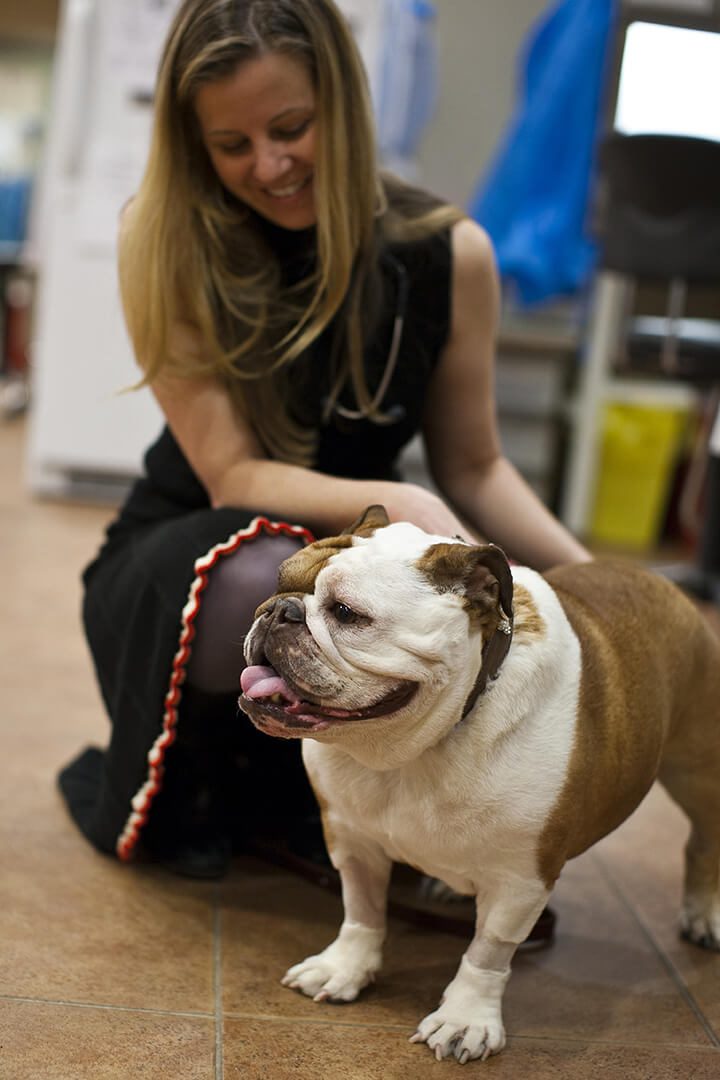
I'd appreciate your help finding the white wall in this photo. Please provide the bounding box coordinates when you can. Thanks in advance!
[418,0,549,208]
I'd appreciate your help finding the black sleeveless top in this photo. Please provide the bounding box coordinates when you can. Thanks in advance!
[60,225,452,857]
[113,226,453,533]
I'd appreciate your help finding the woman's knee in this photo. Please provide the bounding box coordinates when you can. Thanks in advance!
[186,531,304,693]
[208,532,303,608]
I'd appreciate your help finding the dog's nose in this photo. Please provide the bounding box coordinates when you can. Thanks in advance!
[274,596,305,624]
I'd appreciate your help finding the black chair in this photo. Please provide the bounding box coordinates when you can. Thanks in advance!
[594,131,720,603]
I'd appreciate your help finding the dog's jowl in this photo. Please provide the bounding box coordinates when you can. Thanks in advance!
[240,505,720,1064]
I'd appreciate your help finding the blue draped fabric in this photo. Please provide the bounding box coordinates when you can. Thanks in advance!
[469,0,617,306]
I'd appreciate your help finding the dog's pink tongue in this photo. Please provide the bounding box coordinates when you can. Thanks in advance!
[240,664,300,702]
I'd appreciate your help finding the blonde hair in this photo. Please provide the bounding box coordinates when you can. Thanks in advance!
[120,0,462,464]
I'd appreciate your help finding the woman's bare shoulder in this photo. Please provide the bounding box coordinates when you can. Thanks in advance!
[451,217,496,276]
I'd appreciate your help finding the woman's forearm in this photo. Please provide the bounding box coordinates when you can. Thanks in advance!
[211,444,587,566]
[442,455,592,570]
[213,457,465,537]
[212,457,386,533]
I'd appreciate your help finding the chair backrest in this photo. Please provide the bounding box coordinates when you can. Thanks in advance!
[597,133,720,280]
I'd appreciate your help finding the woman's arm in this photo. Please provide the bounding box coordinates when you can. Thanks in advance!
[423,219,592,570]
[150,341,461,537]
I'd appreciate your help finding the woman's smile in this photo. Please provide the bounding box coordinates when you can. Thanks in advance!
[264,175,312,199]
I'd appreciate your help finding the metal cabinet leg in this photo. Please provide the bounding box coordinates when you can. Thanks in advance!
[561,273,628,536]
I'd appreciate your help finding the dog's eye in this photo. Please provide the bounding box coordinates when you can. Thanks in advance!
[332,602,358,625]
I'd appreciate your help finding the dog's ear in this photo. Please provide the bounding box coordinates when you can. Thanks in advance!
[341,504,391,538]
[417,542,513,630]
[465,545,514,629]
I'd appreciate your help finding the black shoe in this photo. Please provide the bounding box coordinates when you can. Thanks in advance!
[148,822,232,880]
[244,812,339,889]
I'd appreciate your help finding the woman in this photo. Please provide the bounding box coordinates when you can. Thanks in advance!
[59,0,590,892]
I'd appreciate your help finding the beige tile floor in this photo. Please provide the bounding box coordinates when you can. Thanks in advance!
[2,414,720,1079]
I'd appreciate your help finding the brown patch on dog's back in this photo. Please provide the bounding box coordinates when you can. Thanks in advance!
[535,560,720,889]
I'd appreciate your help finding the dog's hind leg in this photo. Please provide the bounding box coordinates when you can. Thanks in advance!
[658,760,720,950]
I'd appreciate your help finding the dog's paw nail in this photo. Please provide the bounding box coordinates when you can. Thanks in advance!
[459,1049,470,1065]
[409,1032,424,1044]
[313,990,330,1003]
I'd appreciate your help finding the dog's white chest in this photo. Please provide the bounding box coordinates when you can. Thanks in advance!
[323,766,488,892]
[303,722,570,894]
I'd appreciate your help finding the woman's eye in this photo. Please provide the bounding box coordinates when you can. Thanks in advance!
[218,141,250,156]
[275,120,311,141]
[332,602,357,625]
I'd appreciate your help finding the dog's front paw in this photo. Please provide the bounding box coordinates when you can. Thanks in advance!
[410,1005,505,1064]
[281,923,384,1003]
[410,957,509,1063]
[282,952,373,1002]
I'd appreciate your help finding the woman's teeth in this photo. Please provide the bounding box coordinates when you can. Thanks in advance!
[266,179,307,198]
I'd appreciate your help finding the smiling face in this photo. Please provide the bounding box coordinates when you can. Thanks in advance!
[194,50,317,230]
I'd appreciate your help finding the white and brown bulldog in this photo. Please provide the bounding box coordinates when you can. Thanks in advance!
[239,505,720,1064]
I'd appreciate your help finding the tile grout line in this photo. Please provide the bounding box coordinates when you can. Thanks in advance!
[214,902,224,1080]
[205,1010,720,1054]
[591,851,720,1048]
[223,1010,414,1033]
[0,993,212,1020]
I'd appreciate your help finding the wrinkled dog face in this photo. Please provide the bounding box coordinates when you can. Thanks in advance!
[240,507,512,758]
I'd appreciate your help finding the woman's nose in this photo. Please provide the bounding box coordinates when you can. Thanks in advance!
[252,142,292,184]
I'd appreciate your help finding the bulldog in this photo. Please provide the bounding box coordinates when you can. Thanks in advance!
[239,506,720,1064]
